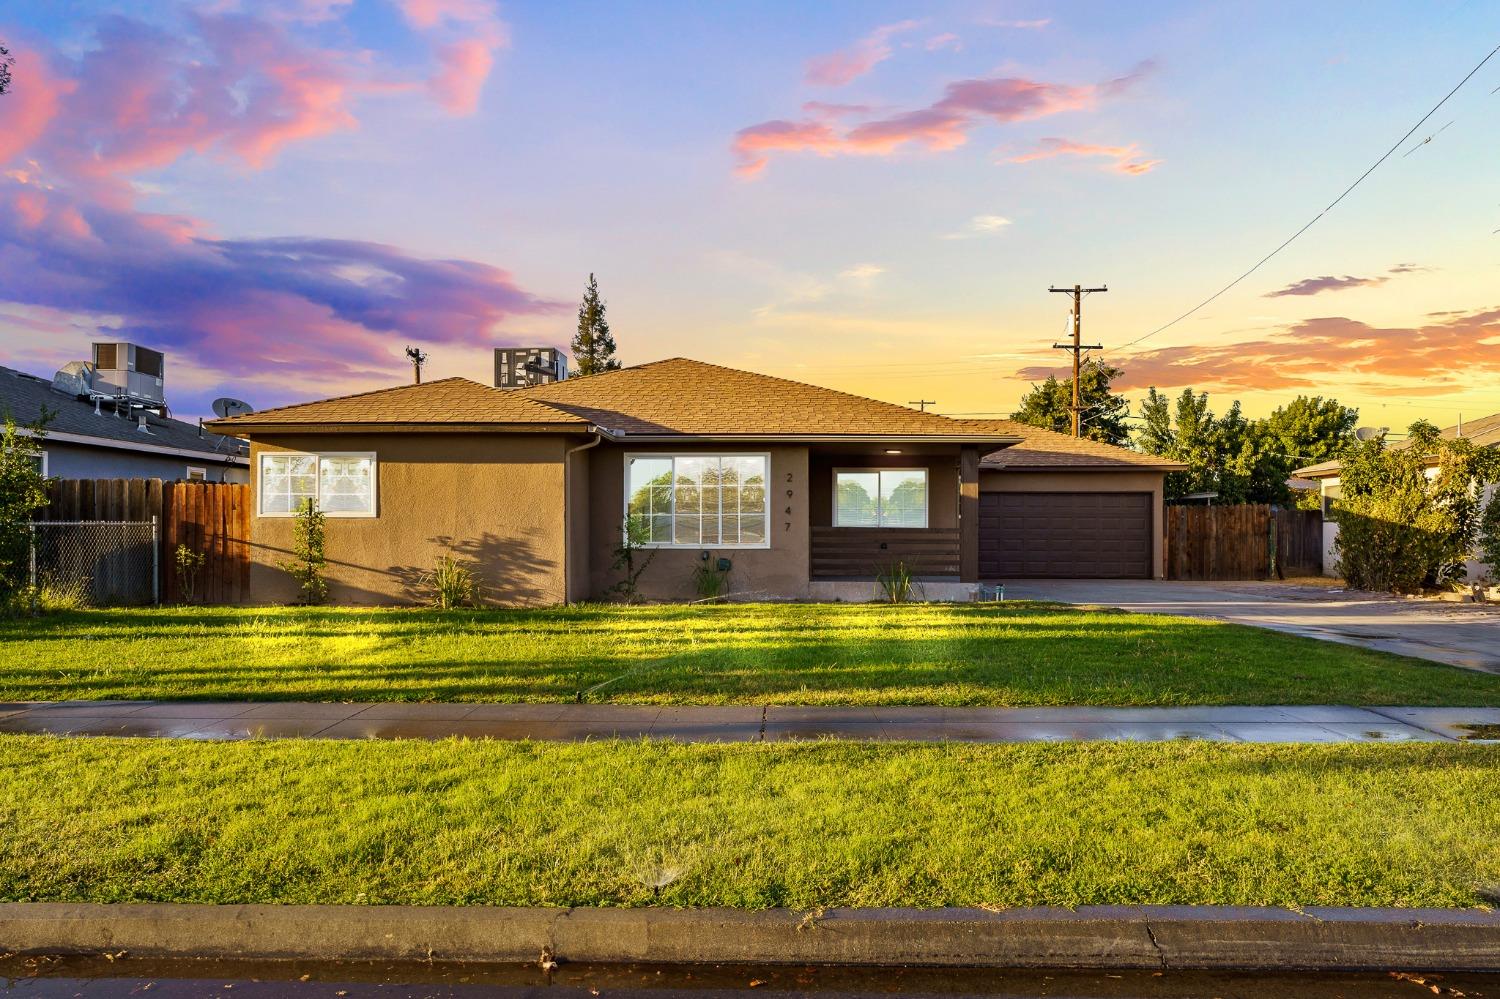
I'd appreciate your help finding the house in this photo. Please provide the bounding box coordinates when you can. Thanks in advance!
[2,364,249,483]
[1294,413,1500,581]
[206,358,1185,605]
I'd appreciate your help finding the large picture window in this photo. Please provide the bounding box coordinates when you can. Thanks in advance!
[259,452,376,517]
[834,468,928,528]
[626,454,769,547]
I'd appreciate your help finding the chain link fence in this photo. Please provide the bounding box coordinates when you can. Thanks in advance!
[28,519,159,607]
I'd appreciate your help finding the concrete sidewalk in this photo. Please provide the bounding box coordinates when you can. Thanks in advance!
[2,700,1497,743]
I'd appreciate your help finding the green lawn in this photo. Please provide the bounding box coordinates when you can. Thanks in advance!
[4,603,1498,706]
[1,736,1495,909]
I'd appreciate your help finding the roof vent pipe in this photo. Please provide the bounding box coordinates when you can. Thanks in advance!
[137,412,152,434]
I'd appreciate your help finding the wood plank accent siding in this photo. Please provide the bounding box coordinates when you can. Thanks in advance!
[1166,504,1322,580]
[810,527,961,579]
[41,479,252,603]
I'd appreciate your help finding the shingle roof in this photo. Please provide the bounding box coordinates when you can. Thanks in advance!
[513,358,1018,440]
[1292,412,1500,478]
[960,418,1188,471]
[0,365,247,462]
[206,377,588,432]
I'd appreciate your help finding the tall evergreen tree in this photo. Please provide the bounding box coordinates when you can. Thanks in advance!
[571,273,620,375]
[1011,357,1130,445]
[0,42,13,96]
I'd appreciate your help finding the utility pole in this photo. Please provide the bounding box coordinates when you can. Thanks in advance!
[1049,284,1106,437]
[404,345,428,385]
[908,399,936,412]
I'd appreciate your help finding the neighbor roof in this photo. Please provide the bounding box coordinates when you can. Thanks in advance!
[1,365,247,463]
[513,359,1021,441]
[1292,412,1500,479]
[960,419,1188,472]
[206,377,591,434]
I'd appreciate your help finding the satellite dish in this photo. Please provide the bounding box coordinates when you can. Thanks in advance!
[1353,426,1388,442]
[212,397,255,418]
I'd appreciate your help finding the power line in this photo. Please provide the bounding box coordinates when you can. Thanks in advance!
[1117,41,1500,353]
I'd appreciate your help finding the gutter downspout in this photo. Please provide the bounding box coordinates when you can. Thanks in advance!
[563,431,604,604]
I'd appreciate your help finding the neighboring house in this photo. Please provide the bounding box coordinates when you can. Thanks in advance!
[1294,413,1500,581]
[206,358,1186,606]
[1,365,249,483]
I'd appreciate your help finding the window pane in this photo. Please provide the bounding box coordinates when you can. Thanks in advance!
[261,454,316,515]
[740,514,765,545]
[835,471,880,527]
[674,514,701,545]
[320,456,374,514]
[880,470,927,527]
[649,514,673,544]
[676,456,712,486]
[721,515,740,546]
[627,458,672,518]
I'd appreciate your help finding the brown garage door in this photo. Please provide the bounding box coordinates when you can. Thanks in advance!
[979,492,1153,579]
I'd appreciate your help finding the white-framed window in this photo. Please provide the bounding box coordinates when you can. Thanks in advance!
[185,466,207,482]
[834,468,929,528]
[259,451,377,517]
[33,450,48,478]
[625,453,769,548]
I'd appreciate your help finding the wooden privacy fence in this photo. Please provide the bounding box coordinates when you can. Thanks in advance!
[1166,504,1322,581]
[40,478,251,603]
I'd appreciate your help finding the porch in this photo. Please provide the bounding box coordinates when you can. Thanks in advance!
[806,444,980,583]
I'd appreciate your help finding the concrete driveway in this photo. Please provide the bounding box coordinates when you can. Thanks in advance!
[1002,580,1500,674]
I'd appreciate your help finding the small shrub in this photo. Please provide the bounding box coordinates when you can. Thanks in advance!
[691,559,730,603]
[609,514,658,604]
[425,552,480,609]
[174,544,206,603]
[278,499,328,605]
[875,560,917,603]
[4,574,89,617]
[0,410,53,601]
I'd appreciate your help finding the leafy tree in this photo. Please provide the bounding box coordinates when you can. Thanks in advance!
[571,273,620,376]
[1012,357,1130,445]
[0,410,53,602]
[1334,421,1500,592]
[1137,389,1357,504]
[0,42,12,97]
[1478,490,1500,590]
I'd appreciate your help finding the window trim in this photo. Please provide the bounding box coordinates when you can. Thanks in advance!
[833,466,930,529]
[258,450,378,518]
[185,466,207,482]
[34,449,48,479]
[623,451,772,550]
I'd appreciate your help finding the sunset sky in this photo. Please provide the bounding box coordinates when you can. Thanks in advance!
[2,1,1498,430]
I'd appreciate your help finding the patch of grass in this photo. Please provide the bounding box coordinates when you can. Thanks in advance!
[2,603,1497,706]
[0,736,1496,909]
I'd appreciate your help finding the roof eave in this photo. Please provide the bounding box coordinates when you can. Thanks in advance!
[984,461,1189,473]
[593,431,1024,445]
[204,420,591,437]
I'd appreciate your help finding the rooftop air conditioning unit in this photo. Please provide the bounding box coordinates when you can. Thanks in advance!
[90,342,166,409]
[494,347,569,388]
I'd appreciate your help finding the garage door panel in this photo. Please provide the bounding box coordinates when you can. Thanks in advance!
[978,491,1152,579]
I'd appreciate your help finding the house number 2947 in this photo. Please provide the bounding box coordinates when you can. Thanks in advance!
[785,471,793,533]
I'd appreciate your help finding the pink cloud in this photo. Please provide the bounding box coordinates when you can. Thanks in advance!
[805,20,922,87]
[1014,309,1500,393]
[926,33,962,52]
[734,62,1154,177]
[1264,274,1387,297]
[1007,137,1162,175]
[430,39,496,114]
[0,6,546,412]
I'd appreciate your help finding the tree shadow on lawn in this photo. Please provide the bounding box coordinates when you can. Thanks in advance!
[4,619,1493,705]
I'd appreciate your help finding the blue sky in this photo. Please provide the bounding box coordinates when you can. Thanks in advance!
[2,1,1497,428]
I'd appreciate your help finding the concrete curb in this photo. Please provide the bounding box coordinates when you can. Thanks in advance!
[3,904,1500,970]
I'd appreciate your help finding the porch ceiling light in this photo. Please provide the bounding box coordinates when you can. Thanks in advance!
[884,449,902,454]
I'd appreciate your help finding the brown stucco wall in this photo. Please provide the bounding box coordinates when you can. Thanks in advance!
[585,444,811,601]
[807,451,961,528]
[248,433,571,606]
[979,469,1169,579]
